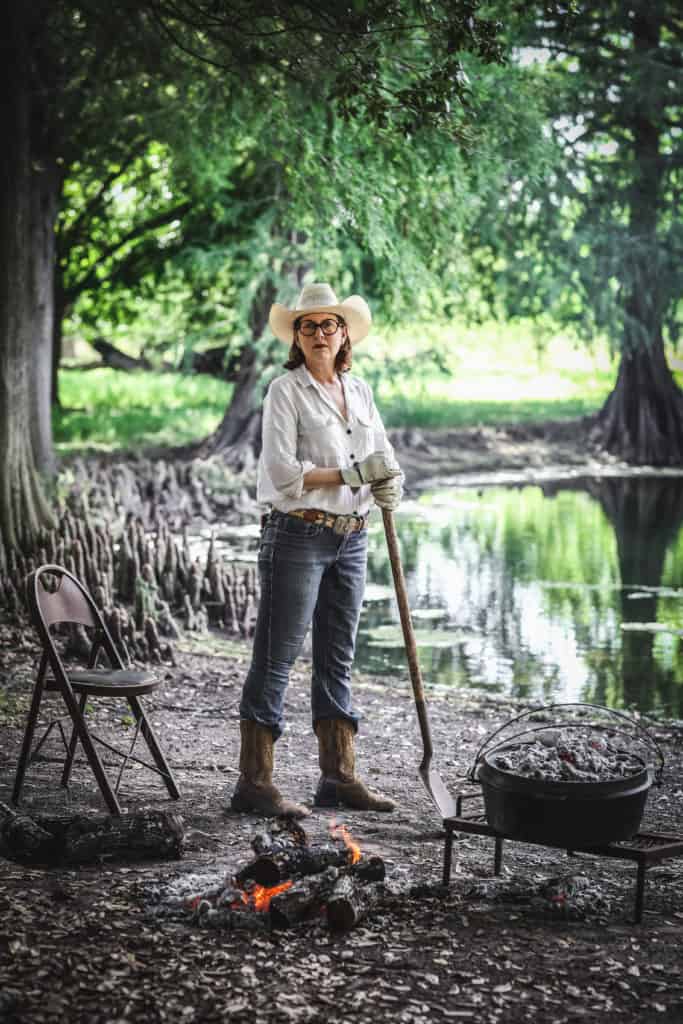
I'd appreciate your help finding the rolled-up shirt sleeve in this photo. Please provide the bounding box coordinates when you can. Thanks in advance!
[261,380,316,500]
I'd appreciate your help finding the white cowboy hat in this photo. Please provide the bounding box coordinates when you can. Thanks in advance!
[268,282,372,344]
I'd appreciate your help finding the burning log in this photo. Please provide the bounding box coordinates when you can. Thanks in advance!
[237,843,353,887]
[349,855,386,883]
[0,805,184,865]
[269,866,340,929]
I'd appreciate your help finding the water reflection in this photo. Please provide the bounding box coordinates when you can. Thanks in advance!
[357,476,683,717]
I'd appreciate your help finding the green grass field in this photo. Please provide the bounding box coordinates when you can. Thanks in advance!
[55,321,618,451]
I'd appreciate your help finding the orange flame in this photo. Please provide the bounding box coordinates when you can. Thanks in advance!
[329,820,362,864]
[235,880,293,912]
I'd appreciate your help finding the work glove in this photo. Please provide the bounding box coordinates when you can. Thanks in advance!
[371,475,403,511]
[340,452,401,488]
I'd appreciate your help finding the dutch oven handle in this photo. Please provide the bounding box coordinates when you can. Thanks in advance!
[466,702,665,785]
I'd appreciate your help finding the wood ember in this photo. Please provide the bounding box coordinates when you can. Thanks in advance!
[490,729,644,781]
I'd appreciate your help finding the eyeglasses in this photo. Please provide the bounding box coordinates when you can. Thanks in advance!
[295,317,343,337]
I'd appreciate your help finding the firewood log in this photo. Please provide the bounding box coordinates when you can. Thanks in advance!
[1,808,184,865]
[326,874,374,933]
[350,855,386,883]
[0,803,56,862]
[269,866,340,929]
[237,843,352,887]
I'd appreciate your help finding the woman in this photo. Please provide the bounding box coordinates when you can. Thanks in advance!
[231,282,402,818]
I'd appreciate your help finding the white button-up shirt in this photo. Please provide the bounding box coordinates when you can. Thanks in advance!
[257,364,399,515]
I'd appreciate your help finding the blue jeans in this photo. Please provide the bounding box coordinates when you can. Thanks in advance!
[239,510,367,739]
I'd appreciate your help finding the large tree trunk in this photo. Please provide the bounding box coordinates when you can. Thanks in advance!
[198,280,278,468]
[30,150,58,474]
[595,338,683,465]
[0,5,57,566]
[52,274,67,409]
[592,6,683,466]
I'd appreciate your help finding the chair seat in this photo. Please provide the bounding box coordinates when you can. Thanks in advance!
[66,668,160,697]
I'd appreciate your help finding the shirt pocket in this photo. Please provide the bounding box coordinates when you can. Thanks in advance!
[298,412,334,434]
[353,411,380,460]
[297,412,338,464]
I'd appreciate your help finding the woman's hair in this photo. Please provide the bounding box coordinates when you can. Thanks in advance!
[283,317,352,373]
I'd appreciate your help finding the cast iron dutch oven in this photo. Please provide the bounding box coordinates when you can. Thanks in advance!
[468,704,664,847]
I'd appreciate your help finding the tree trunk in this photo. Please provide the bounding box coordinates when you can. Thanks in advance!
[30,156,58,474]
[0,5,56,566]
[592,6,683,465]
[595,338,683,465]
[52,274,67,409]
[198,280,278,467]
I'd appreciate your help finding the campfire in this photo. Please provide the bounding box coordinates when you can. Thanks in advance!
[185,818,383,933]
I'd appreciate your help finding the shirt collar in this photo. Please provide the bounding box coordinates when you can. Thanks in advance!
[294,363,357,390]
[293,364,317,388]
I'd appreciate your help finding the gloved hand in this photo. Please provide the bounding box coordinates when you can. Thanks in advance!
[340,452,401,487]
[371,475,403,510]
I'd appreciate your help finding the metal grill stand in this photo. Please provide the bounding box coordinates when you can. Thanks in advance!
[442,792,683,924]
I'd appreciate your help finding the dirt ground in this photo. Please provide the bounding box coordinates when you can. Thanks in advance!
[1,420,683,1024]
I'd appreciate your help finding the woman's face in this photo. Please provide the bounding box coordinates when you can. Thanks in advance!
[295,313,347,369]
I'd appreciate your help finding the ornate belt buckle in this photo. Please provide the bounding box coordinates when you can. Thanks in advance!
[330,514,347,535]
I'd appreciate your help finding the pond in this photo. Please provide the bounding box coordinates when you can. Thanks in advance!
[355,475,683,717]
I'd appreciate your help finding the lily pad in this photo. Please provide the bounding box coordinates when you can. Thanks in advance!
[362,583,395,603]
[410,608,447,621]
[620,622,683,635]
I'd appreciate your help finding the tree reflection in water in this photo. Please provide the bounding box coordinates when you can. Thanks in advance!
[358,476,683,716]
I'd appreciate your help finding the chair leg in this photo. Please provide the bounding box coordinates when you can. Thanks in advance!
[128,695,180,799]
[61,692,87,788]
[59,684,122,815]
[12,673,46,806]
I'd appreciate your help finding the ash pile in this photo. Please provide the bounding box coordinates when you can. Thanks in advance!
[162,819,386,935]
[491,728,644,782]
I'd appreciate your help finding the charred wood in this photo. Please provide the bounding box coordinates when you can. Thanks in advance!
[326,874,375,933]
[269,866,340,929]
[237,843,353,887]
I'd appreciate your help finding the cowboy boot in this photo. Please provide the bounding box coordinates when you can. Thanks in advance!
[230,720,309,818]
[314,718,396,812]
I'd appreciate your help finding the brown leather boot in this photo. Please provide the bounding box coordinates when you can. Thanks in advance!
[230,720,309,818]
[314,719,396,812]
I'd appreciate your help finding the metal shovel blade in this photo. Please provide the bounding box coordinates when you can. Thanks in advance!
[382,509,457,821]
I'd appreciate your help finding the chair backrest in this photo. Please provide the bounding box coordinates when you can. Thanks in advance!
[29,565,99,629]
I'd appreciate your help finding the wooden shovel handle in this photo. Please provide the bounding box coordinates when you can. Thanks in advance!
[381,508,433,762]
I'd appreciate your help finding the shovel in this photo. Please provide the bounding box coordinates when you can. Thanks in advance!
[381,508,457,820]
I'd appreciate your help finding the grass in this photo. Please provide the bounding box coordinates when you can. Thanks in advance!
[353,320,616,429]
[55,321,618,450]
[55,369,233,452]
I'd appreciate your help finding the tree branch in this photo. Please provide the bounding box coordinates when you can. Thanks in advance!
[66,199,191,297]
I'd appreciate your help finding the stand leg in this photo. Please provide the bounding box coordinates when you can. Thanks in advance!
[443,828,454,886]
[494,837,504,876]
[634,861,646,924]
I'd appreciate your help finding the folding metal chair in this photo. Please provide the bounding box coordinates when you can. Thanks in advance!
[12,564,180,815]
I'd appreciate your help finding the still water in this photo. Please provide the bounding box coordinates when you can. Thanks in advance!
[355,476,683,717]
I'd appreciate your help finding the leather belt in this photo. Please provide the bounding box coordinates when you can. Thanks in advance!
[287,508,369,535]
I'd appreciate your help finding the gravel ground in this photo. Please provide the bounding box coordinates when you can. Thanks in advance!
[1,629,683,1024]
